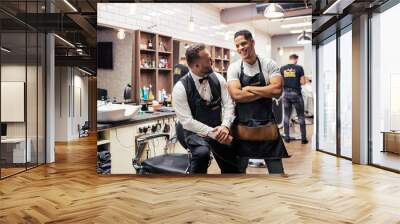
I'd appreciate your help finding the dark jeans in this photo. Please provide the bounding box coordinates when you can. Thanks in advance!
[189,138,240,174]
[283,90,306,140]
[238,158,284,174]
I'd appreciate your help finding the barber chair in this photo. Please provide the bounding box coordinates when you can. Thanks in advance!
[132,123,213,174]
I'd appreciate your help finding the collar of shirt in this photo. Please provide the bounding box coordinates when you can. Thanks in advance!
[189,70,212,101]
[189,70,207,84]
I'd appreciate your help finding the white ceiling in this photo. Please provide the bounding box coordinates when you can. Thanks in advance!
[210,3,254,10]
[209,3,311,36]
[251,16,312,36]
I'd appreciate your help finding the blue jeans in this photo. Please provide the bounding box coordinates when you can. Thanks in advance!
[283,90,306,140]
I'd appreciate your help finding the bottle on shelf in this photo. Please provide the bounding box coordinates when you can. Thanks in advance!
[149,85,155,101]
[148,38,153,49]
[159,41,165,52]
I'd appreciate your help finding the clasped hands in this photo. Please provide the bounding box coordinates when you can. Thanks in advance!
[211,126,233,145]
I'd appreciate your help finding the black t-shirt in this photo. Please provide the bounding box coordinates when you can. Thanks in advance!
[280,64,304,91]
[173,64,189,85]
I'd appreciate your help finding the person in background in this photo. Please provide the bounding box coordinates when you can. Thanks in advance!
[172,43,240,174]
[280,54,308,144]
[173,57,189,85]
[227,30,289,174]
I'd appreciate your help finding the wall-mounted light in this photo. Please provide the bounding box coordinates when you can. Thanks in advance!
[63,0,78,12]
[297,31,311,44]
[54,34,75,48]
[278,47,284,56]
[264,3,284,19]
[117,29,126,40]
[1,47,11,53]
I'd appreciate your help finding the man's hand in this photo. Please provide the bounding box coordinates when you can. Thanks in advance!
[242,86,253,92]
[228,80,261,103]
[212,126,230,143]
[219,135,233,145]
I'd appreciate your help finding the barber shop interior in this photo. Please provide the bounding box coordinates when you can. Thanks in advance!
[1,1,400,223]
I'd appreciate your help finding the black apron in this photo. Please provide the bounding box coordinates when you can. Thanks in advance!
[234,57,289,159]
[176,73,222,149]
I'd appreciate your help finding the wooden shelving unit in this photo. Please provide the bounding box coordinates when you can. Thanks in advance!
[134,31,173,102]
[211,46,231,79]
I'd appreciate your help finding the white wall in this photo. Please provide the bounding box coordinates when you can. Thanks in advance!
[271,34,312,78]
[97,30,133,102]
[1,65,39,137]
[55,67,89,141]
[97,3,272,59]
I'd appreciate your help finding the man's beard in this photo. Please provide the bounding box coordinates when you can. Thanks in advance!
[202,67,213,76]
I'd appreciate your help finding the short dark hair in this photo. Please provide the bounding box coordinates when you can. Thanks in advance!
[234,30,253,40]
[180,57,186,61]
[289,54,299,59]
[185,43,206,66]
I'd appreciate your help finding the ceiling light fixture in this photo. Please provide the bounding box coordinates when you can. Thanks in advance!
[117,29,126,40]
[63,0,78,12]
[78,67,93,76]
[189,4,195,32]
[297,31,311,44]
[54,34,75,48]
[264,3,284,19]
[189,16,195,32]
[297,14,311,45]
[281,22,311,29]
[1,47,11,53]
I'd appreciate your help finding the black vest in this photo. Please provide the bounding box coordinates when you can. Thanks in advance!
[180,73,222,128]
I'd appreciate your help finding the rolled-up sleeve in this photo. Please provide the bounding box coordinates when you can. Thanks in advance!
[268,59,281,79]
[172,82,213,137]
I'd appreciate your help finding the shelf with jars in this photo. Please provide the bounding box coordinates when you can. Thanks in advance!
[134,31,173,103]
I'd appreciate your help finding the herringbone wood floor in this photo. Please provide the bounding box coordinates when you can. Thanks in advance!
[1,131,400,223]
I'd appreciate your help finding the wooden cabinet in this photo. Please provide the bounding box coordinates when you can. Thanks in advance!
[134,31,173,103]
[210,46,230,79]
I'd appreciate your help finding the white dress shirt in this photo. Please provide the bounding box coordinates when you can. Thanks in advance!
[172,71,235,138]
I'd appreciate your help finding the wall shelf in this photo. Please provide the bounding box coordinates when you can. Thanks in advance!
[97,139,110,146]
[134,30,173,102]
[211,46,231,79]
[140,49,156,53]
